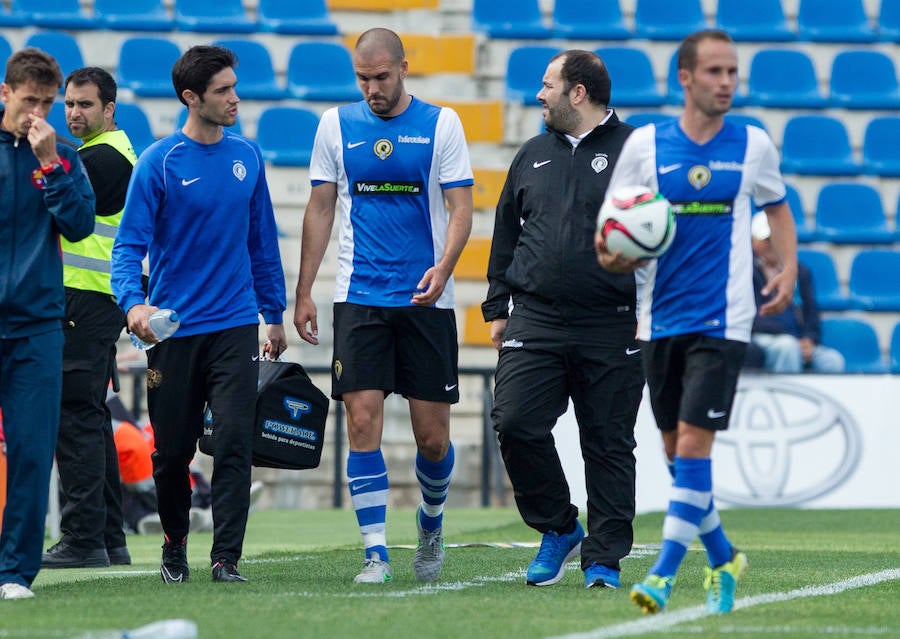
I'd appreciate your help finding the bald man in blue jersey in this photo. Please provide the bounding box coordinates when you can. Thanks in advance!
[112,45,287,585]
[294,28,473,584]
[597,30,797,615]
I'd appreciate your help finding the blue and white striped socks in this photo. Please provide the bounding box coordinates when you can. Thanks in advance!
[416,443,454,532]
[348,449,390,563]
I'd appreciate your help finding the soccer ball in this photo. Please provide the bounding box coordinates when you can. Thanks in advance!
[597,185,676,259]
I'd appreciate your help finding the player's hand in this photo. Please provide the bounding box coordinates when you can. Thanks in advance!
[126,303,160,344]
[27,115,59,166]
[263,324,287,359]
[759,267,797,316]
[594,231,646,273]
[411,266,449,306]
[489,319,507,351]
[293,296,319,345]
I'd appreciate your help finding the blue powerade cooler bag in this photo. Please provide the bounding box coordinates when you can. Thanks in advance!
[201,360,329,469]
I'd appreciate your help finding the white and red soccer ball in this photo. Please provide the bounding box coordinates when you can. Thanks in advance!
[597,185,676,259]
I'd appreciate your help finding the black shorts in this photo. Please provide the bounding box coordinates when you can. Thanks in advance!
[331,302,459,403]
[642,333,747,432]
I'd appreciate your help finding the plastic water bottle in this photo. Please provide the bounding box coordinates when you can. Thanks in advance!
[130,309,180,351]
[122,619,197,639]
[78,618,198,639]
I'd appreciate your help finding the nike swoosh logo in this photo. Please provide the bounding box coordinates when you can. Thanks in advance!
[626,347,641,355]
[181,177,201,186]
[658,163,681,175]
[350,481,373,492]
[347,141,367,149]
[533,160,551,169]
[707,409,727,419]
[445,384,458,391]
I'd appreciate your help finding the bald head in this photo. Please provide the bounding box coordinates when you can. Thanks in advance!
[355,28,405,65]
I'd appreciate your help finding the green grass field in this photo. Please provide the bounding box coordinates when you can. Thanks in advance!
[4,508,898,638]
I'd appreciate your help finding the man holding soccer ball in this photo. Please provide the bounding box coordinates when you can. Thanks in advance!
[596,30,797,614]
[483,50,643,591]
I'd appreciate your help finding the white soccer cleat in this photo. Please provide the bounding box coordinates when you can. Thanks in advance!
[353,554,392,584]
[0,583,35,600]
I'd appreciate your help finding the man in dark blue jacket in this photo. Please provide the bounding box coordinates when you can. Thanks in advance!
[0,48,95,600]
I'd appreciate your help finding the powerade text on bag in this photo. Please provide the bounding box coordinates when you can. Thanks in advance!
[200,360,328,469]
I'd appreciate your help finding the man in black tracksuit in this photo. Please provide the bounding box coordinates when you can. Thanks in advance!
[481,50,643,590]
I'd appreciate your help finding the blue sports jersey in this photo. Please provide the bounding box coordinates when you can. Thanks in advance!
[111,131,286,336]
[308,97,473,309]
[607,120,786,342]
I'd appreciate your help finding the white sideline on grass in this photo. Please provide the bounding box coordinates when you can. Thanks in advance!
[546,568,900,639]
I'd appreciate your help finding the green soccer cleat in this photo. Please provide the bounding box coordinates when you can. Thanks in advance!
[704,548,749,614]
[630,574,675,614]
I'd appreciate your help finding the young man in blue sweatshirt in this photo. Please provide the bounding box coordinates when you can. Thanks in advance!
[111,45,286,585]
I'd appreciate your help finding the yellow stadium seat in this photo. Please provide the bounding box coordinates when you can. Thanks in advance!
[435,100,504,143]
[342,33,476,75]
[463,303,493,347]
[473,167,507,211]
[455,236,492,281]
[328,0,438,10]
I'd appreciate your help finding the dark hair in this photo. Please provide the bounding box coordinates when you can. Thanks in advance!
[550,50,611,107]
[65,66,117,105]
[171,45,237,106]
[677,29,733,72]
[355,27,405,64]
[4,48,63,90]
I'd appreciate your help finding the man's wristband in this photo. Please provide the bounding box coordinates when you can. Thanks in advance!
[40,161,62,175]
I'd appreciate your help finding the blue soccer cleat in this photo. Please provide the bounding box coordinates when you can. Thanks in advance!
[630,574,675,614]
[525,520,584,586]
[704,548,749,614]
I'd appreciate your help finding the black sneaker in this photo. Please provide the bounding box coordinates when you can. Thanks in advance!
[41,541,110,569]
[212,559,248,583]
[107,546,132,566]
[160,536,189,583]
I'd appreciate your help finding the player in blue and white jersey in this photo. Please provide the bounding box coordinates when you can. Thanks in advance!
[596,30,797,614]
[293,28,473,584]
[112,45,287,586]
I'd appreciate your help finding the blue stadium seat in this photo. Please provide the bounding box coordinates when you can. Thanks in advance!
[117,37,181,98]
[716,0,795,41]
[113,103,156,157]
[257,0,338,35]
[472,0,552,39]
[784,182,818,243]
[0,34,12,70]
[829,50,900,110]
[889,322,900,372]
[634,0,707,40]
[505,46,562,105]
[848,250,900,311]
[747,49,827,108]
[797,248,851,310]
[174,0,254,33]
[814,182,893,243]
[24,32,84,91]
[879,0,900,42]
[212,39,285,100]
[46,101,77,145]
[286,42,358,102]
[595,47,664,107]
[94,0,173,31]
[174,107,242,136]
[781,116,860,176]
[819,317,887,373]
[553,0,631,40]
[863,116,900,177]
[796,0,876,42]
[625,112,674,128]
[256,107,319,167]
[0,5,25,26]
[10,0,94,29]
